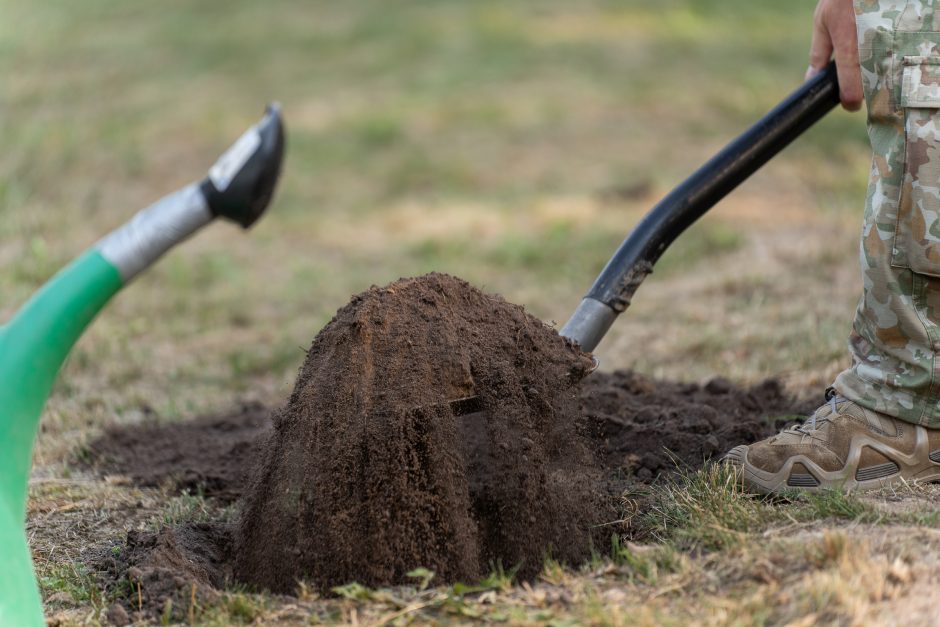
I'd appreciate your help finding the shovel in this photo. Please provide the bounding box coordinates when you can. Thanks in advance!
[0,105,285,626]
[560,64,840,351]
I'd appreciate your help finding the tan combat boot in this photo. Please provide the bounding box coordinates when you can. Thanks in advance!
[725,390,940,494]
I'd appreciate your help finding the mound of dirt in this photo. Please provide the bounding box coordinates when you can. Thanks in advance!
[85,272,812,608]
[233,273,611,593]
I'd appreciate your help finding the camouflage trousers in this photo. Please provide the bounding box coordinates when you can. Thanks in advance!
[834,0,940,426]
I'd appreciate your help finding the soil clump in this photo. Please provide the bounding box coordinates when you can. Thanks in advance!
[93,524,231,624]
[85,273,809,612]
[234,273,608,593]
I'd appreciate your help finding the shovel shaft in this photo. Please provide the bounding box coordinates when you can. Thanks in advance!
[561,63,840,351]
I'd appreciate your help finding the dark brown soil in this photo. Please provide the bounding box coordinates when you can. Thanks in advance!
[579,371,808,482]
[85,273,809,616]
[93,524,231,623]
[234,273,608,593]
[87,402,268,502]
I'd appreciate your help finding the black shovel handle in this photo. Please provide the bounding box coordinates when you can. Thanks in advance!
[587,62,840,314]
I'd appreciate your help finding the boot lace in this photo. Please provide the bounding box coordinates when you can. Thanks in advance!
[794,387,844,435]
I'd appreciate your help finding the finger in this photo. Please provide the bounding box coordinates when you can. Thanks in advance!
[829,0,863,111]
[808,12,834,78]
[833,43,863,111]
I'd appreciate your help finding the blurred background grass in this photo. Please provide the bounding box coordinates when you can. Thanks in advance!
[1,1,869,441]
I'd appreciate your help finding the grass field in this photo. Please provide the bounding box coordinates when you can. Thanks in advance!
[7,0,940,625]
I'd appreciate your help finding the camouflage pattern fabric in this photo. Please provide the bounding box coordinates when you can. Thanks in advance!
[835,0,940,425]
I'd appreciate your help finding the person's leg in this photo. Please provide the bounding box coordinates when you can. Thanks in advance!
[726,0,940,492]
[835,0,940,426]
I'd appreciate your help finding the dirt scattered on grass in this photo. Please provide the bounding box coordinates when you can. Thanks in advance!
[579,371,807,482]
[85,273,808,619]
[94,524,231,623]
[86,402,268,502]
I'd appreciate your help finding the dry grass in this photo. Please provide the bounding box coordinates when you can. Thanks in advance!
[34,466,940,625]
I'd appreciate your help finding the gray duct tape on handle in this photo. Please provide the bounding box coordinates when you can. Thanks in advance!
[96,184,213,282]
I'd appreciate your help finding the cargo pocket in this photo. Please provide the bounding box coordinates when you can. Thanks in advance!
[894,56,940,277]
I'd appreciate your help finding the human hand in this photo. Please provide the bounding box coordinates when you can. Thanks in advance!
[807,0,863,111]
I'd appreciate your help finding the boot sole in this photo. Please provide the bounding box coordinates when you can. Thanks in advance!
[725,424,940,494]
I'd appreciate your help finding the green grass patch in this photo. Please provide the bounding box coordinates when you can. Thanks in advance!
[788,489,878,523]
[196,590,267,626]
[609,535,686,585]
[154,490,231,529]
[641,462,780,551]
[226,340,303,382]
[639,463,884,552]
[39,561,104,609]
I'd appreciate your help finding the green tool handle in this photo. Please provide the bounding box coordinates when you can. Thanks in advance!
[0,250,123,626]
[0,104,285,626]
[0,182,213,625]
